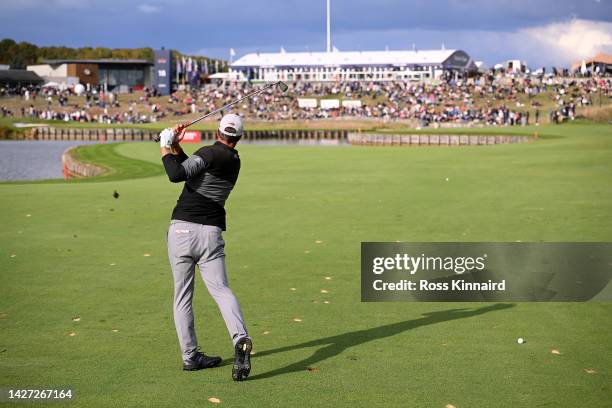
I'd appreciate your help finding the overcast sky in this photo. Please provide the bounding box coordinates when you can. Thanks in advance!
[1,0,611,67]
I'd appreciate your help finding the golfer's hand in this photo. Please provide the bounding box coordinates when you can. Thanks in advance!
[172,122,190,144]
[159,128,175,148]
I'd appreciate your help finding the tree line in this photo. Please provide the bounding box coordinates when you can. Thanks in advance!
[0,38,225,70]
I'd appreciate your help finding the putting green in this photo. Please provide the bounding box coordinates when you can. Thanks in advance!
[1,123,611,407]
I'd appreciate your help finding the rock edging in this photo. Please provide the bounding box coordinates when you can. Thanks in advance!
[61,146,108,179]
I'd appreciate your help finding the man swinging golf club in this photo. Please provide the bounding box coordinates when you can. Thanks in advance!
[159,113,252,381]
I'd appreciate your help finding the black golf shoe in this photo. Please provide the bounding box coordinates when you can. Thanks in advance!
[182,349,222,371]
[232,337,252,381]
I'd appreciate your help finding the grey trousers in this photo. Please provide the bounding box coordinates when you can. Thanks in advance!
[167,220,249,360]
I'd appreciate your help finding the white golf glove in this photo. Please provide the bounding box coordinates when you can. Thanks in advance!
[159,128,175,148]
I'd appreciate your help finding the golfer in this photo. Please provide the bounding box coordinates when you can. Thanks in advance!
[158,114,252,381]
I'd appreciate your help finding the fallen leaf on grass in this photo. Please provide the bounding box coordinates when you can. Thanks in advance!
[143,253,151,257]
[110,263,117,266]
[304,250,310,254]
[446,404,456,408]
[290,288,296,291]
[320,289,328,294]
[207,397,222,404]
[10,254,16,258]
[306,367,319,373]
[72,316,81,322]
[584,368,596,374]
[293,318,302,322]
[262,331,270,335]
[26,214,31,217]
[68,331,76,337]
[551,349,561,355]
[324,301,330,304]
[325,276,332,280]
[315,240,323,244]
[112,328,119,332]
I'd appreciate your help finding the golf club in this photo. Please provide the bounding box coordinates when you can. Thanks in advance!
[153,81,289,142]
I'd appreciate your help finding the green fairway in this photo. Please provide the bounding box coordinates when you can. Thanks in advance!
[1,123,611,407]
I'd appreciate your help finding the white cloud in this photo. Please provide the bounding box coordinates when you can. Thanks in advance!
[517,18,612,66]
[138,4,161,13]
[328,18,612,68]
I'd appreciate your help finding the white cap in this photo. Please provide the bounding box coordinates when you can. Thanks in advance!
[218,114,243,137]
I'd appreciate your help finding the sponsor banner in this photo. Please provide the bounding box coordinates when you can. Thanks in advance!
[297,98,318,108]
[361,242,612,302]
[154,49,172,96]
[182,130,201,143]
[320,99,340,109]
[342,100,362,108]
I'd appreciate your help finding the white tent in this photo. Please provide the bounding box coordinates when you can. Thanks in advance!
[580,60,588,75]
[42,81,60,88]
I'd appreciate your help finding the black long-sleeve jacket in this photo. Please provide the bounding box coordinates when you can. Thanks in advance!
[162,141,241,230]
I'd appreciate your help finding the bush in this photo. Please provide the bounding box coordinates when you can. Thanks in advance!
[0,126,21,140]
[577,105,612,123]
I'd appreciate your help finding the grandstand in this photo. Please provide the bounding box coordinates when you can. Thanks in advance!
[230,49,476,82]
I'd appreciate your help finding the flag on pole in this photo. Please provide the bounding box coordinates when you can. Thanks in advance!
[180,57,187,84]
[176,55,182,82]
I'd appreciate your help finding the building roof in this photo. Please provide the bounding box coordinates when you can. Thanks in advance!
[571,53,612,70]
[42,59,153,66]
[231,49,471,68]
[0,69,44,83]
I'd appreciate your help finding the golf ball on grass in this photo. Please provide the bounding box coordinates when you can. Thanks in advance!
[517,337,525,344]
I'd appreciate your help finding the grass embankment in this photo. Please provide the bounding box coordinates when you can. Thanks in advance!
[0,123,611,407]
[0,83,609,134]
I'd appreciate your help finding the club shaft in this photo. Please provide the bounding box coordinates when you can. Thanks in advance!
[188,82,279,127]
[154,81,282,142]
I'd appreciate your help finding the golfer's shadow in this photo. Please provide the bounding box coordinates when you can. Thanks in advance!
[248,303,514,380]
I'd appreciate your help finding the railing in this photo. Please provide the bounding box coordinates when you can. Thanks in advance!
[347,133,534,146]
[29,127,349,143]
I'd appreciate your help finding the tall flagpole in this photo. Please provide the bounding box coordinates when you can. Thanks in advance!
[326,0,331,53]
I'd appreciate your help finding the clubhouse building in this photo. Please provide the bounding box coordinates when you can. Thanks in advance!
[27,59,154,91]
[229,49,476,82]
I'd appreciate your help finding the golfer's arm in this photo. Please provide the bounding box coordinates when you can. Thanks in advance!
[161,144,188,162]
[161,149,207,183]
[162,152,187,182]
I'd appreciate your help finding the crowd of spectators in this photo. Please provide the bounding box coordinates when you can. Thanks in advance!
[1,76,610,127]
